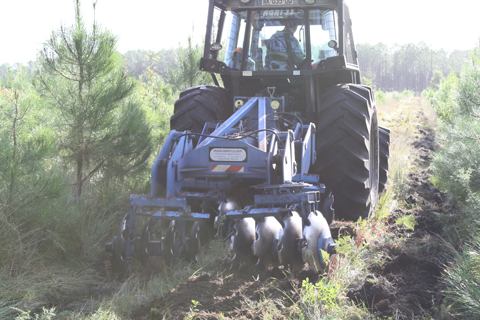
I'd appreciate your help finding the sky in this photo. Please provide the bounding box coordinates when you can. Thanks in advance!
[1,0,479,65]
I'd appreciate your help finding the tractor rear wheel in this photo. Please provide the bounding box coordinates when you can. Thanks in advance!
[171,85,230,133]
[312,84,379,221]
[379,126,391,194]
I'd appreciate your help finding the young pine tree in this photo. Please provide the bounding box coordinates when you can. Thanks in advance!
[35,0,151,197]
[167,34,214,93]
[0,66,64,277]
[432,47,480,202]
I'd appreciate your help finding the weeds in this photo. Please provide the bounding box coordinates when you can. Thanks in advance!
[395,214,418,231]
[184,300,201,320]
[442,235,480,318]
[13,307,56,320]
[298,273,369,319]
[0,300,20,320]
[11,306,121,320]
[300,277,341,317]
[376,90,387,105]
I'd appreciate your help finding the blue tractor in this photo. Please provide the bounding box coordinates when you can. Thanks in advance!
[106,0,390,273]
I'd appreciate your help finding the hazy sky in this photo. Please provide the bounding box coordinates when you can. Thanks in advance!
[1,0,479,65]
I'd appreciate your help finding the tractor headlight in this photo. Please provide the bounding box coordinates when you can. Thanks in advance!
[270,100,280,111]
[240,0,250,3]
[235,99,245,109]
[305,0,315,4]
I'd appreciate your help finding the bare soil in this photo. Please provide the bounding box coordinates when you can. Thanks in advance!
[346,125,448,319]
[131,113,450,319]
[131,261,300,320]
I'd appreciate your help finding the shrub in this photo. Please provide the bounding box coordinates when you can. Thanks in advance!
[392,91,400,101]
[375,90,386,105]
[430,70,459,123]
[442,233,480,318]
[401,89,414,98]
[433,44,480,318]
[432,49,480,202]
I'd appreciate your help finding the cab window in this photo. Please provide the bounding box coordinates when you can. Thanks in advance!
[310,9,338,65]
[224,11,248,70]
[223,8,338,71]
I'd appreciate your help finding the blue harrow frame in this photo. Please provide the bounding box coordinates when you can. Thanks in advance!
[106,96,334,272]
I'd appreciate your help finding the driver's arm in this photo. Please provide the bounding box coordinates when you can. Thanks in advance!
[291,37,305,65]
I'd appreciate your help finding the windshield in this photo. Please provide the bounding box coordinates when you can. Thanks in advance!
[224,9,338,71]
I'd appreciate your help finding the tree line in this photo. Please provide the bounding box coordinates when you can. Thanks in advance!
[2,42,471,96]
[1,44,212,94]
[357,42,471,93]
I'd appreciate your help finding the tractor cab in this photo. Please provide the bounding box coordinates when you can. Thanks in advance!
[105,0,388,274]
[201,0,360,116]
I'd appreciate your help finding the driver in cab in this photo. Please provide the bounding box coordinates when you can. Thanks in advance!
[265,19,305,71]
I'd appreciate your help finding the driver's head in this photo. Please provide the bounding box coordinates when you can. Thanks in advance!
[283,19,299,33]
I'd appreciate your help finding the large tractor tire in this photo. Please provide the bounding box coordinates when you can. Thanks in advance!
[379,126,391,194]
[311,84,379,221]
[170,85,231,133]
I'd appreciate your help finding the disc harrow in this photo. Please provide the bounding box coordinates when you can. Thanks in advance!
[106,96,337,274]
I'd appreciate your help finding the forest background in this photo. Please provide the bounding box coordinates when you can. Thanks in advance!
[1,41,471,94]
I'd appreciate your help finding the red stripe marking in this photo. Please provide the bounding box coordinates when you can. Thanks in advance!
[225,165,243,172]
[210,165,244,172]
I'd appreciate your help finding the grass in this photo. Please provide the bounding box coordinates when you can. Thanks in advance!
[0,183,136,319]
[441,235,480,318]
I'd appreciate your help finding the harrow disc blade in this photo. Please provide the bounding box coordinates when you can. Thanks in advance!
[231,218,255,260]
[110,214,128,273]
[321,192,335,225]
[139,219,177,269]
[302,211,333,273]
[186,221,201,262]
[138,218,156,267]
[111,235,125,272]
[277,211,304,272]
[252,216,282,267]
[163,220,176,266]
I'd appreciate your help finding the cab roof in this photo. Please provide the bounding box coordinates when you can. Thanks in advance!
[214,0,339,11]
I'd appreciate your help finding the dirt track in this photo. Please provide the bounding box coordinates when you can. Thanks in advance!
[130,103,449,320]
[347,125,447,319]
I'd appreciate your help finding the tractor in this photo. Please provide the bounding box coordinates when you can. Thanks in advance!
[106,0,390,273]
